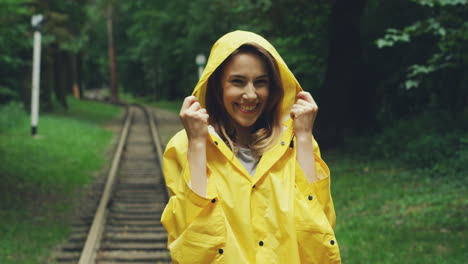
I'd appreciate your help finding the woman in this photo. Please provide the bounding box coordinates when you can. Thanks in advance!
[161,30,341,264]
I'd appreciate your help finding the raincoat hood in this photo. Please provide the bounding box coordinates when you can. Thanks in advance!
[192,30,303,122]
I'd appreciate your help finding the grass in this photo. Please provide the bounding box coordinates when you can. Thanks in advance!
[0,98,121,263]
[328,151,467,263]
[120,92,182,113]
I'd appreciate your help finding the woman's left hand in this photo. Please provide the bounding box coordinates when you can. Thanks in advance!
[290,91,318,136]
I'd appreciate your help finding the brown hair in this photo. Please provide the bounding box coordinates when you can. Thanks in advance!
[206,43,284,157]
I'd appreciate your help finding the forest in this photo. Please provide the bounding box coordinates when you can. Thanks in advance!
[1,0,467,147]
[0,0,467,262]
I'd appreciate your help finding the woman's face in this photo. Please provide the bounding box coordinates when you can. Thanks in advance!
[221,52,270,129]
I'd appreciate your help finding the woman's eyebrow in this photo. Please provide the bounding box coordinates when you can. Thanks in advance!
[228,75,247,79]
[228,74,269,79]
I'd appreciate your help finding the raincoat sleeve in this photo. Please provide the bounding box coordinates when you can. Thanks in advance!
[295,136,337,229]
[160,130,218,243]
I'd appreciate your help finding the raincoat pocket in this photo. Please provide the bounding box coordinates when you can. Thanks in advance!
[169,200,226,264]
[294,190,341,264]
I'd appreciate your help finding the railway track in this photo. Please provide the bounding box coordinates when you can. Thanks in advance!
[54,105,171,264]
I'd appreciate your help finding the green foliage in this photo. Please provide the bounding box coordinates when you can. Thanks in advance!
[0,0,33,94]
[376,0,468,94]
[0,86,19,104]
[362,111,467,175]
[0,98,121,263]
[336,108,467,262]
[109,0,330,99]
[120,92,182,113]
[332,150,467,263]
[0,0,94,109]
[416,0,467,7]
[53,97,121,124]
[376,28,411,48]
[0,102,25,132]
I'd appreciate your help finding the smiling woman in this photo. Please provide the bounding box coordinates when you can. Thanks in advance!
[161,30,341,263]
[207,43,283,155]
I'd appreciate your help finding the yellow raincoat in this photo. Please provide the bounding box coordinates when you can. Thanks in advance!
[161,31,341,264]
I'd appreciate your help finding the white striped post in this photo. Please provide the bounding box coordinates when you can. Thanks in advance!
[30,14,44,136]
[196,53,206,80]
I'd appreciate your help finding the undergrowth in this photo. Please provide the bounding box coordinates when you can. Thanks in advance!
[0,98,121,264]
[332,110,467,263]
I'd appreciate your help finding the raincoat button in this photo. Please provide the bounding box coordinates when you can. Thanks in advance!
[259,241,264,246]
[281,141,285,146]
[211,199,216,203]
[252,185,256,188]
[308,195,313,200]
[330,240,335,245]
[218,248,224,254]
[214,141,218,145]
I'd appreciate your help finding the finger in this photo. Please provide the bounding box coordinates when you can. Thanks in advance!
[295,98,308,106]
[297,91,314,103]
[290,108,303,119]
[181,96,197,112]
[200,113,210,123]
[296,91,308,100]
[291,103,308,111]
[291,104,301,110]
[187,101,202,112]
[290,105,302,117]
[199,108,207,114]
[297,99,318,111]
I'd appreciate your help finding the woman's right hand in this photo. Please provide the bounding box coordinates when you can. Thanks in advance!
[180,95,209,142]
[180,96,209,197]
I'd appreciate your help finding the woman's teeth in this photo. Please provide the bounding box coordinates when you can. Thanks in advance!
[239,104,256,111]
[241,105,255,111]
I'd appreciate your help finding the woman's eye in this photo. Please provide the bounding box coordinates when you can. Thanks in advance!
[255,79,269,86]
[231,79,244,85]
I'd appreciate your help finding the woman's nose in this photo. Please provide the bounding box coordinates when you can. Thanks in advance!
[243,83,257,100]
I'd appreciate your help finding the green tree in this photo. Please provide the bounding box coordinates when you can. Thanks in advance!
[0,0,33,104]
[376,0,468,119]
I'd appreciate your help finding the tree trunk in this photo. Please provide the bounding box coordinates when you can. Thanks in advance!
[77,52,83,97]
[53,44,68,109]
[42,48,54,111]
[317,0,368,148]
[107,3,118,102]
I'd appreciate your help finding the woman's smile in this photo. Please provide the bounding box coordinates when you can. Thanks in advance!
[235,102,261,113]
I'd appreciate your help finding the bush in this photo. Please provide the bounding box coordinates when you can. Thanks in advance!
[360,111,466,175]
[402,132,459,168]
[0,101,26,133]
[431,135,468,176]
[0,86,18,104]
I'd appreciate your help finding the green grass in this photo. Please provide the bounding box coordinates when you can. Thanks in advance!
[0,98,121,263]
[329,151,467,264]
[120,92,182,113]
[150,100,182,113]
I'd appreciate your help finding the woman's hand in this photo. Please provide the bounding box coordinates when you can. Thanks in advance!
[290,91,318,137]
[180,96,209,197]
[180,96,209,142]
[291,91,320,183]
